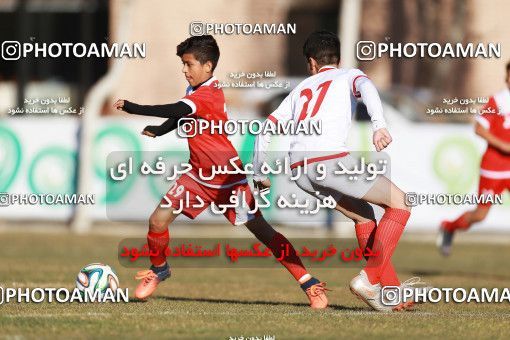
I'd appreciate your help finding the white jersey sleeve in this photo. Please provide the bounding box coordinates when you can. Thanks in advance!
[252,126,271,181]
[252,93,293,181]
[348,69,387,131]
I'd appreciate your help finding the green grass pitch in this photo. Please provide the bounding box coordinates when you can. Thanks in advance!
[1,230,510,339]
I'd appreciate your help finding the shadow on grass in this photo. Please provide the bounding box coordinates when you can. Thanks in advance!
[125,299,148,303]
[144,296,365,311]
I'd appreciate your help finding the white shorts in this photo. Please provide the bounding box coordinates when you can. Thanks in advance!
[292,154,377,202]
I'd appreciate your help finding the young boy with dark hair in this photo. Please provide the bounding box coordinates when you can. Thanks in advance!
[113,35,329,308]
[253,30,415,312]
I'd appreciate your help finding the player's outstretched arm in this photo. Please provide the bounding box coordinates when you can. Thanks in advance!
[354,76,391,151]
[113,99,192,119]
[475,121,510,153]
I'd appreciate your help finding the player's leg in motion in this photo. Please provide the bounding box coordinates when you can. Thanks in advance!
[344,175,410,311]
[294,157,410,311]
[334,195,400,287]
[438,205,490,256]
[134,204,178,299]
[244,216,329,309]
[438,175,499,256]
[336,194,421,311]
[356,176,411,287]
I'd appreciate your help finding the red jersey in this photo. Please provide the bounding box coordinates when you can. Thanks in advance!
[178,76,245,188]
[475,89,510,177]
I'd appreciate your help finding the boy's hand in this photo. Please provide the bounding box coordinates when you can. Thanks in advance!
[373,128,392,152]
[142,125,158,138]
[113,99,125,111]
[142,130,156,138]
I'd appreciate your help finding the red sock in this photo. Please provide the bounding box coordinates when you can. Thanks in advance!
[443,212,470,232]
[355,221,400,286]
[364,208,410,285]
[147,229,169,266]
[268,232,308,282]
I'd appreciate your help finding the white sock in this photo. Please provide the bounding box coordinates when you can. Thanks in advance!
[298,273,312,284]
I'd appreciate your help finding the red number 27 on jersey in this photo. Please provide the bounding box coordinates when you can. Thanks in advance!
[297,80,332,122]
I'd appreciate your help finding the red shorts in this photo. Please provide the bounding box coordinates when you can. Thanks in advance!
[478,175,510,206]
[161,174,262,225]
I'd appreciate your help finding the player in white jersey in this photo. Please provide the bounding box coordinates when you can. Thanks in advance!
[253,31,418,312]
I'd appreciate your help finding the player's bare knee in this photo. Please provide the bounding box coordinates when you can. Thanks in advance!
[354,217,374,225]
[385,200,411,213]
[391,191,411,212]
[472,207,489,222]
[149,214,169,233]
[382,198,408,211]
[400,202,412,213]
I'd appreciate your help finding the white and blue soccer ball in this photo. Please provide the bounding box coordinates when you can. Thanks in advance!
[76,263,119,297]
